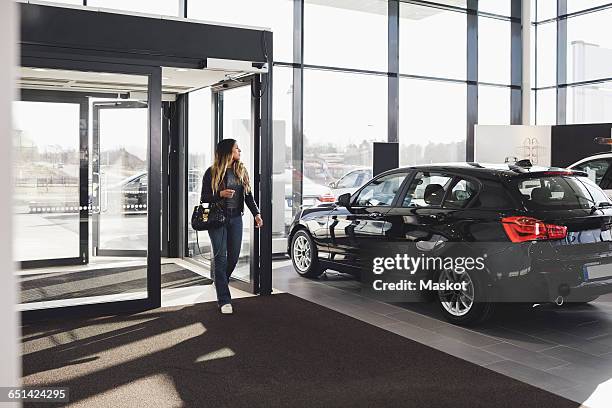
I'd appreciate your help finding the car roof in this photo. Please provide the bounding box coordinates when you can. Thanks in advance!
[377,162,581,180]
[569,152,612,166]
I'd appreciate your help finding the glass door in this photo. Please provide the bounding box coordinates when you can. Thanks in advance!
[212,78,260,293]
[91,101,149,258]
[16,63,161,318]
[13,91,88,269]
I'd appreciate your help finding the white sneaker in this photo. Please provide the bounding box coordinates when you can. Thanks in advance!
[220,304,233,314]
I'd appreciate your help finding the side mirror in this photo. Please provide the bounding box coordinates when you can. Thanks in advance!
[328,181,337,189]
[337,192,351,207]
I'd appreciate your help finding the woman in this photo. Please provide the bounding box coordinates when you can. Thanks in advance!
[200,139,263,314]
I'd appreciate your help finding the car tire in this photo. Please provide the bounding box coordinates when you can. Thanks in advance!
[291,229,324,278]
[434,267,495,326]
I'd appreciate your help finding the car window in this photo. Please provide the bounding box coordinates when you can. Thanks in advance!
[337,171,360,188]
[514,175,595,210]
[443,178,479,209]
[579,176,610,204]
[573,159,612,186]
[353,172,407,207]
[402,172,454,208]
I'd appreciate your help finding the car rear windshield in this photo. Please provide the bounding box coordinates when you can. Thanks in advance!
[513,175,610,210]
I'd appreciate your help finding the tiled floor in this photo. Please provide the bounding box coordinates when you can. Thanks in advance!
[272,259,612,408]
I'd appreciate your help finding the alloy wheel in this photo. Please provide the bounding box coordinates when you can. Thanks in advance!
[293,235,312,272]
[437,268,474,317]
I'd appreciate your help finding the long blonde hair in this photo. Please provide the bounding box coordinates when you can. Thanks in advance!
[211,138,251,194]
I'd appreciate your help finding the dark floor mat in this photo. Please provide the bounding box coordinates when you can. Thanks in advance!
[20,263,212,303]
[21,293,579,408]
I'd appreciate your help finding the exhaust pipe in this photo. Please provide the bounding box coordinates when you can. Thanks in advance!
[555,296,564,306]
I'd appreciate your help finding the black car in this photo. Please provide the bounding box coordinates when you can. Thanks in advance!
[287,163,612,325]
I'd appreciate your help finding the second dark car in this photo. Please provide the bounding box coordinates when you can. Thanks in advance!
[288,163,612,325]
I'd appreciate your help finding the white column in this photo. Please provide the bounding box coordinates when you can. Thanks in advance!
[0,0,21,402]
[522,0,532,124]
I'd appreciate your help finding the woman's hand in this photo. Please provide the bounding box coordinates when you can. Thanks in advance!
[255,214,264,228]
[220,189,235,198]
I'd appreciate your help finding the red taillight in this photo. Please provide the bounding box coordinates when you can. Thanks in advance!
[501,216,567,242]
[318,193,336,203]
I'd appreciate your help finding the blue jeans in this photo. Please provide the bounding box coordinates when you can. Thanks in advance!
[208,214,243,306]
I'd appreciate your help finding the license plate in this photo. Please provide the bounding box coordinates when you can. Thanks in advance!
[583,262,612,280]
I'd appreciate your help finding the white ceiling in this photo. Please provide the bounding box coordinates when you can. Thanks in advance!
[19,66,247,95]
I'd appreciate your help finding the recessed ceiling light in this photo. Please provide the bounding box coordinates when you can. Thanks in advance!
[176,68,188,72]
[99,73,113,76]
[32,68,47,72]
[162,76,170,80]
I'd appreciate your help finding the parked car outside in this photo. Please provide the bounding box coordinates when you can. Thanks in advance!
[329,168,372,197]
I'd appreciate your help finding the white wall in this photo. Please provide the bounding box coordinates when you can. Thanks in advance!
[0,0,21,401]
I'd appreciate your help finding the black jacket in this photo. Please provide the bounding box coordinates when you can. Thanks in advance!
[200,167,260,216]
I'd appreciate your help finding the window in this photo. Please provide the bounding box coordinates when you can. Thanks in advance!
[514,176,595,210]
[478,1,511,16]
[337,171,361,189]
[580,176,611,203]
[399,78,466,165]
[402,172,454,208]
[567,1,612,15]
[572,158,612,185]
[399,4,466,80]
[478,85,511,125]
[566,8,612,83]
[444,179,479,209]
[536,0,557,21]
[536,22,557,88]
[271,66,293,237]
[354,173,407,207]
[88,0,179,16]
[479,17,511,84]
[567,81,612,124]
[304,0,387,71]
[187,0,293,63]
[535,88,557,125]
[303,69,386,189]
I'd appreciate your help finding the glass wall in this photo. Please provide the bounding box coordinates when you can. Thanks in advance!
[566,8,612,83]
[535,21,556,88]
[303,69,386,193]
[478,1,511,16]
[478,86,511,125]
[272,67,293,239]
[533,1,612,125]
[567,81,612,124]
[399,4,466,80]
[304,0,387,71]
[479,16,511,85]
[399,78,466,165]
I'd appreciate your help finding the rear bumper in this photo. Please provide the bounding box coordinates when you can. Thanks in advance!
[491,265,612,303]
